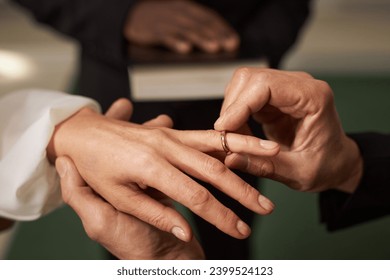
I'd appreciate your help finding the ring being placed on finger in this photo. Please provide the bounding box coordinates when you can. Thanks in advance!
[220,130,232,155]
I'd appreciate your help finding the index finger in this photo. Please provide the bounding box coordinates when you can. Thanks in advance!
[215,68,272,131]
[215,69,314,132]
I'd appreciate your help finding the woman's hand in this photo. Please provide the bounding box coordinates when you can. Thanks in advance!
[47,99,278,241]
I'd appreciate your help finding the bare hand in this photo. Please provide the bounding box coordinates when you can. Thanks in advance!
[56,156,204,259]
[124,0,239,53]
[47,99,278,241]
[214,68,363,193]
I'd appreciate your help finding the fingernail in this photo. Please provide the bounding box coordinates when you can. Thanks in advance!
[56,159,67,178]
[236,220,251,237]
[258,195,275,213]
[260,140,279,150]
[172,226,187,242]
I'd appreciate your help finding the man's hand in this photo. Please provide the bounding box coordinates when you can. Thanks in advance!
[124,0,239,54]
[56,156,204,260]
[214,68,363,194]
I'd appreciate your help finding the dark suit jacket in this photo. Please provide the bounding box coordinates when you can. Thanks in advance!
[320,133,390,231]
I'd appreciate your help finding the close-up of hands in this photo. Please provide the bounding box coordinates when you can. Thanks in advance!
[215,68,363,194]
[124,0,240,54]
[55,100,204,259]
[56,156,204,259]
[47,98,278,243]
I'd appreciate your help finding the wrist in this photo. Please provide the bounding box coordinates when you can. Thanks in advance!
[332,137,363,194]
[46,107,99,163]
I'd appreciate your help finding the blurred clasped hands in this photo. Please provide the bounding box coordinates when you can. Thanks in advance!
[123,0,240,54]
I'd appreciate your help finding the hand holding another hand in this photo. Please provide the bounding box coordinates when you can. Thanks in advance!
[56,155,204,260]
[48,98,278,243]
[55,99,204,259]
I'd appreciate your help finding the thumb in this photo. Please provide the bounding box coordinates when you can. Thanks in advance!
[214,103,253,132]
[55,156,101,217]
[55,156,116,243]
[55,156,86,192]
[143,114,174,128]
[105,98,133,121]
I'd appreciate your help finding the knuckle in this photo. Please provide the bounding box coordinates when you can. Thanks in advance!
[255,159,275,178]
[141,128,169,145]
[296,71,314,79]
[190,188,212,210]
[137,149,153,165]
[316,80,331,91]
[114,200,130,213]
[111,189,140,214]
[236,181,256,204]
[84,225,99,241]
[147,209,170,231]
[252,71,271,84]
[316,80,334,105]
[83,215,107,242]
[135,150,156,174]
[149,128,169,141]
[214,207,237,228]
[204,157,227,175]
[234,66,252,81]
[115,196,139,215]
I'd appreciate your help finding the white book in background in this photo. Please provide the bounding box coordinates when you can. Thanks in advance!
[128,46,268,101]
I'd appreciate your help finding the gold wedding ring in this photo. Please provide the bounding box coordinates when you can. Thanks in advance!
[220,130,232,155]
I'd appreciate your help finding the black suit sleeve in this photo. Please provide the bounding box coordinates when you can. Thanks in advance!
[238,0,312,67]
[320,133,390,231]
[12,0,138,66]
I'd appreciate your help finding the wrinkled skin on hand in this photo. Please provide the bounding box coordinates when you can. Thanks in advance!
[215,68,363,194]
[48,99,278,241]
[56,155,204,259]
